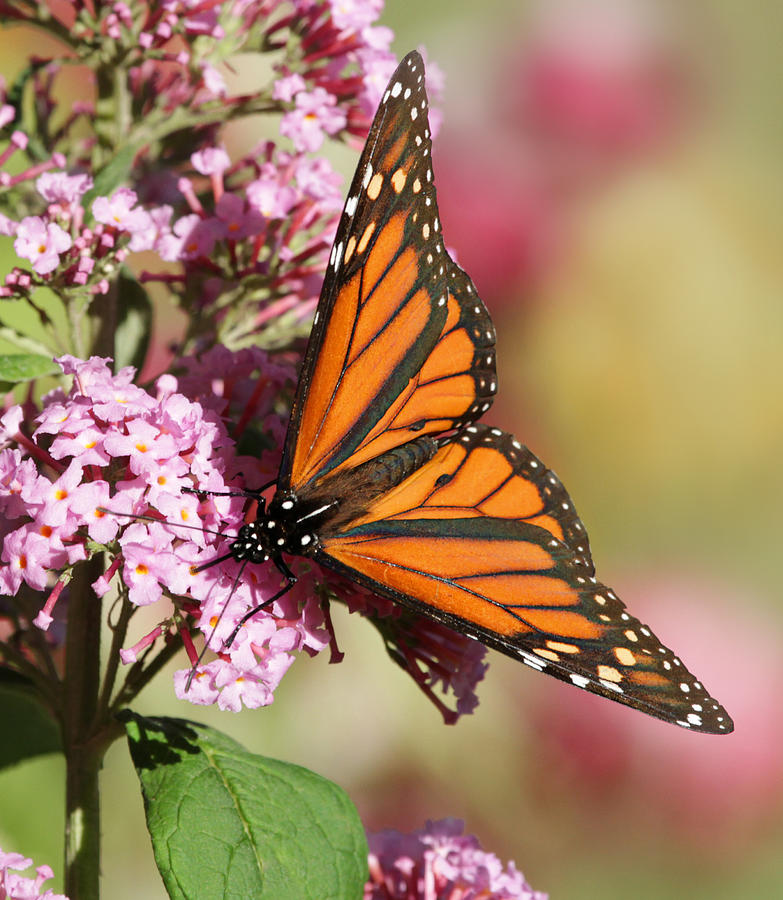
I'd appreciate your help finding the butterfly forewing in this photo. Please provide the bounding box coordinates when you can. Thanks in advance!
[315,426,732,734]
[279,52,496,495]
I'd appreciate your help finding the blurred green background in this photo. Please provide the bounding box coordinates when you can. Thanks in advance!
[2,1,782,897]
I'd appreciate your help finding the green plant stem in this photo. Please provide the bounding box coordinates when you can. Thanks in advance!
[62,554,105,900]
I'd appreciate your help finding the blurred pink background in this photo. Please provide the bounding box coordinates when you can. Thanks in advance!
[1,1,782,897]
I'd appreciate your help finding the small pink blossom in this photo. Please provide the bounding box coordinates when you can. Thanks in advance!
[280,88,347,153]
[214,193,264,241]
[200,62,227,98]
[14,217,72,274]
[36,171,93,205]
[365,820,546,900]
[91,188,152,235]
[246,176,297,220]
[0,845,68,900]
[191,146,231,176]
[329,0,384,33]
[272,73,307,102]
[0,212,17,235]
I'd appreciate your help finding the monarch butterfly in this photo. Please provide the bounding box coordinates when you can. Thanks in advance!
[223,51,733,734]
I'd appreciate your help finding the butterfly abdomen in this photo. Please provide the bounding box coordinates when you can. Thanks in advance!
[303,436,440,535]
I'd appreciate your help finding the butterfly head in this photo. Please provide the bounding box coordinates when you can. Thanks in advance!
[229,521,273,565]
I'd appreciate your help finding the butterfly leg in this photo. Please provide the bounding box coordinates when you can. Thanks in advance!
[224,554,297,647]
[182,479,277,502]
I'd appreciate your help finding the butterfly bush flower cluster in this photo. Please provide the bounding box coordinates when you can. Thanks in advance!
[0,0,402,343]
[0,351,334,711]
[365,819,546,900]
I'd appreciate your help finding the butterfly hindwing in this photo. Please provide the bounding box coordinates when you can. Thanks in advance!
[280,52,496,495]
[315,425,732,734]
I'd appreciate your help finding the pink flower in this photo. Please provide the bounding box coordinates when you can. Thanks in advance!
[214,193,264,241]
[365,819,546,900]
[246,176,297,221]
[191,146,231,176]
[0,212,16,235]
[13,217,72,274]
[200,62,227,98]
[280,88,347,153]
[272,73,306,103]
[36,171,93,205]
[0,845,68,900]
[0,104,14,129]
[329,0,384,33]
[91,188,152,235]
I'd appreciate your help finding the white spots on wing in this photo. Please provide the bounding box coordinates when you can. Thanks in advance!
[410,106,418,120]
[680,682,691,693]
[300,534,312,546]
[570,674,590,689]
[422,222,430,239]
[362,163,373,187]
[687,713,703,726]
[415,135,422,146]
[280,499,294,510]
[345,194,358,217]
[403,87,411,99]
[332,241,344,271]
[412,177,422,193]
[518,649,547,671]
[391,80,402,98]
[437,295,446,307]
[427,253,433,264]
[391,168,406,193]
[600,679,624,694]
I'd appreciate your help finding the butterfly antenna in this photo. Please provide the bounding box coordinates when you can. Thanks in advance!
[98,507,232,540]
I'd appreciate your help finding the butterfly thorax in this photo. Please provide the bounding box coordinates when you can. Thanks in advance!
[231,435,441,564]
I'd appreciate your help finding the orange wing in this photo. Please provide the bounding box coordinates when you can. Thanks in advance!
[278,52,496,495]
[315,425,733,734]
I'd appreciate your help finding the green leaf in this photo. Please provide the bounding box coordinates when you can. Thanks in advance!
[122,713,368,900]
[113,268,153,371]
[83,143,139,210]
[0,353,58,387]
[0,670,61,770]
